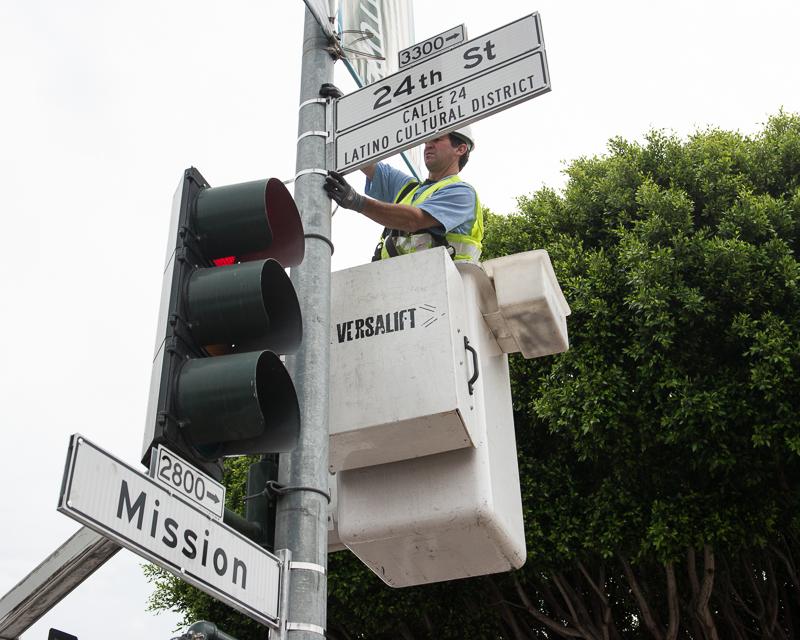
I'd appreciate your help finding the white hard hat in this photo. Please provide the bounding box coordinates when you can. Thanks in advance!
[451,126,475,151]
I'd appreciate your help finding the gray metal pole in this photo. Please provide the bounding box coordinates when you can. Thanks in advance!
[274,6,334,639]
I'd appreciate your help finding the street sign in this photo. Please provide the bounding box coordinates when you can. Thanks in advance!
[333,13,549,173]
[58,435,282,629]
[149,445,226,520]
[398,24,466,69]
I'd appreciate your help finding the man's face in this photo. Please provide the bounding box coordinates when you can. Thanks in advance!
[423,135,464,173]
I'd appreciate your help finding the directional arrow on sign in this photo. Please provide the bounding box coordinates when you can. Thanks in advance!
[148,445,227,520]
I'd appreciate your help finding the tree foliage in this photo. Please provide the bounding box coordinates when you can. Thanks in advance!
[147,112,800,639]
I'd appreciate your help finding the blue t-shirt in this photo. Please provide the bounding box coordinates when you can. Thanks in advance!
[365,163,477,235]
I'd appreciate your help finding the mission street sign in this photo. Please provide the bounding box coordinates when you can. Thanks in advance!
[58,435,281,628]
[333,13,550,173]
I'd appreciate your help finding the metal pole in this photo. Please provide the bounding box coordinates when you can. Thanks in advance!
[274,6,333,639]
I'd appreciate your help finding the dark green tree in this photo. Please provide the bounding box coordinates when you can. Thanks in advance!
[148,111,800,639]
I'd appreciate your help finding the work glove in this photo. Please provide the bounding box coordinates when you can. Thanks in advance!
[324,170,365,212]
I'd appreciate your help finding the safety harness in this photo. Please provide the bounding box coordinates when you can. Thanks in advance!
[370,177,483,263]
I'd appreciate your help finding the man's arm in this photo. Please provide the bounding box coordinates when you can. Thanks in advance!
[360,198,440,233]
[325,170,440,233]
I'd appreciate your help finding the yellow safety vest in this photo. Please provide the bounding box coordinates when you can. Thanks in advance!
[377,175,483,263]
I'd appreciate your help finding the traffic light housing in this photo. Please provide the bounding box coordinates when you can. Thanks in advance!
[142,167,304,480]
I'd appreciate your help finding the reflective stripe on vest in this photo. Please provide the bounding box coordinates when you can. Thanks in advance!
[377,175,483,263]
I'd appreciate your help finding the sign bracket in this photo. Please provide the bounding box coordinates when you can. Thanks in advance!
[270,549,291,640]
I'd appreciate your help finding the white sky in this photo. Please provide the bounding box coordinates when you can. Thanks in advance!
[1,1,799,638]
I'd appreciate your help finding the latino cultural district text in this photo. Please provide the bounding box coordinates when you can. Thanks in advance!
[340,72,542,168]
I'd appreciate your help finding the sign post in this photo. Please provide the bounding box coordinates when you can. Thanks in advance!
[333,13,550,173]
[271,5,335,640]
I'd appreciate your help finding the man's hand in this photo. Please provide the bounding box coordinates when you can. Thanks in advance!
[324,170,365,212]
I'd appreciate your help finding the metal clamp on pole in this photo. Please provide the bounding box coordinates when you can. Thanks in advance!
[305,233,334,255]
[294,168,328,180]
[297,131,329,143]
[286,622,326,636]
[283,167,328,186]
[273,549,292,640]
[298,97,327,110]
[265,480,331,503]
[271,554,328,639]
[272,553,327,638]
[289,561,326,576]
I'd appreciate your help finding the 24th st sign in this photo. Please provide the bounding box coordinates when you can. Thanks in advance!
[333,14,550,173]
[58,435,282,629]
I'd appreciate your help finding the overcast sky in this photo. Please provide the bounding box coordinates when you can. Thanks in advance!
[1,1,799,639]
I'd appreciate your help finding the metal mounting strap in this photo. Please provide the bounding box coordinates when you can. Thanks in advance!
[265,480,332,503]
[286,622,326,636]
[305,233,334,255]
[299,97,327,109]
[298,130,329,142]
[289,561,326,575]
[295,168,328,180]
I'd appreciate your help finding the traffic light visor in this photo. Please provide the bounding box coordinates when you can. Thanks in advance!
[176,350,300,459]
[193,178,304,267]
[186,258,302,354]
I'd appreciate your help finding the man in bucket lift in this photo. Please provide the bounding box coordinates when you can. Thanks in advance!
[324,127,484,263]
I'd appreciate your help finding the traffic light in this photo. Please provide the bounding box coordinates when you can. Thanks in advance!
[142,167,304,480]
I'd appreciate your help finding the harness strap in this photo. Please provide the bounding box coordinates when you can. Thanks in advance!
[371,180,420,262]
[425,224,456,257]
[383,230,401,258]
